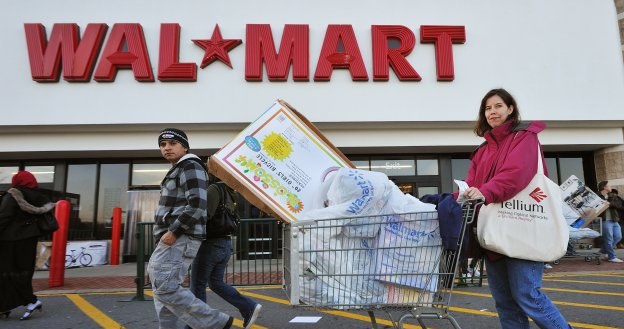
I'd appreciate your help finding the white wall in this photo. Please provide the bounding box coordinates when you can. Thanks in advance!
[1,0,623,153]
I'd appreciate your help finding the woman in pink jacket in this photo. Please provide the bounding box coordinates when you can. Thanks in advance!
[462,88,572,329]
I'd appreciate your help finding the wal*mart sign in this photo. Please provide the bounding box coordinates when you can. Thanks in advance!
[24,23,465,83]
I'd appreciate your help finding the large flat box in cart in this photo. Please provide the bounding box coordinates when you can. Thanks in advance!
[209,100,353,223]
[560,175,608,228]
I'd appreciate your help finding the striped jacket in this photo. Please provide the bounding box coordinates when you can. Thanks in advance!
[153,154,208,240]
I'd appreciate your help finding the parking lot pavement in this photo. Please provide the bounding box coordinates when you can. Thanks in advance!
[3,269,624,329]
[17,248,624,328]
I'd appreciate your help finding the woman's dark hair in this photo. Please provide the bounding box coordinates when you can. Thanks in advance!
[473,88,521,137]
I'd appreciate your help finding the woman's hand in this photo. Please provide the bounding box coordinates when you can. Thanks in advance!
[463,187,485,201]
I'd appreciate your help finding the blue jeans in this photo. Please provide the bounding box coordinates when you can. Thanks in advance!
[147,235,230,329]
[599,220,622,260]
[185,238,257,329]
[485,257,570,329]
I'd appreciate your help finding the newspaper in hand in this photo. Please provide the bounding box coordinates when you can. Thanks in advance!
[454,179,469,203]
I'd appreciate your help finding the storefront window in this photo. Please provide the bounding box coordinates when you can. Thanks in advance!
[559,158,584,184]
[417,159,439,176]
[67,164,97,229]
[370,159,415,176]
[352,160,370,171]
[417,186,439,197]
[0,166,19,185]
[545,158,558,183]
[132,163,171,186]
[395,182,414,195]
[24,165,55,183]
[451,159,470,192]
[97,164,129,225]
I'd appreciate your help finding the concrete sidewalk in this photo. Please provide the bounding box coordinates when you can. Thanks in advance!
[33,262,137,294]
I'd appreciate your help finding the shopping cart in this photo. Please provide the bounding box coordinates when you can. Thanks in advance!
[283,200,481,329]
[553,219,602,265]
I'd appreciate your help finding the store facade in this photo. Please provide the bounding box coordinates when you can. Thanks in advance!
[1,0,624,241]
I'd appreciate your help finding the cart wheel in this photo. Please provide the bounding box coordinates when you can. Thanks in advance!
[584,257,590,262]
[595,257,601,265]
[553,260,560,265]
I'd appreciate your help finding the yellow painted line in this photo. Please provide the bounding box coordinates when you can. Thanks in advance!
[70,289,622,329]
[567,323,623,329]
[451,289,624,314]
[243,290,624,329]
[449,306,498,316]
[236,285,282,290]
[453,289,624,311]
[543,279,624,286]
[454,288,624,299]
[144,291,268,329]
[541,287,624,297]
[65,294,126,329]
[240,290,429,329]
[452,290,495,298]
[545,273,624,279]
[554,301,624,312]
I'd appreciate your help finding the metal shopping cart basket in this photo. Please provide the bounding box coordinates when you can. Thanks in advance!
[283,201,481,329]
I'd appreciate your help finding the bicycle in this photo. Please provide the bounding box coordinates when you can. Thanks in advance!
[65,247,93,268]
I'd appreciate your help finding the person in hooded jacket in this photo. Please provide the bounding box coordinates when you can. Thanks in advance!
[460,88,572,329]
[0,171,55,320]
[148,128,233,329]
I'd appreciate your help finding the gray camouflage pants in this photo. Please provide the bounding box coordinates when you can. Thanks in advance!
[147,235,229,329]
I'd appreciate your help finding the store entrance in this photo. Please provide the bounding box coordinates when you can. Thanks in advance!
[390,176,441,198]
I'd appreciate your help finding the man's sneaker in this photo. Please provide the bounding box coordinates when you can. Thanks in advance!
[244,304,262,329]
[607,257,624,263]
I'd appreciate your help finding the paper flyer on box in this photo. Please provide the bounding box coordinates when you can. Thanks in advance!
[560,175,608,225]
[212,101,352,222]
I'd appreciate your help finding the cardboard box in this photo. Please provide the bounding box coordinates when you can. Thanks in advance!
[209,100,353,222]
[560,175,609,228]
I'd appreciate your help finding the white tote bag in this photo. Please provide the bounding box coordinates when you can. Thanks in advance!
[476,147,568,262]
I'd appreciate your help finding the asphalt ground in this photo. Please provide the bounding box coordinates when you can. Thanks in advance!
[2,269,623,329]
[4,248,622,329]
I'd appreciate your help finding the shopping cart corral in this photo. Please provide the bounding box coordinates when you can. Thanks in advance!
[283,201,481,329]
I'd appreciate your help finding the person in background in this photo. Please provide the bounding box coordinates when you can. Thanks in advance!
[0,171,55,320]
[562,202,581,257]
[147,128,233,329]
[461,88,572,328]
[611,189,624,249]
[186,173,262,329]
[597,181,623,262]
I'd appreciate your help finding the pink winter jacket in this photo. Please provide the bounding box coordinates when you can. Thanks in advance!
[466,120,547,260]
[466,120,547,204]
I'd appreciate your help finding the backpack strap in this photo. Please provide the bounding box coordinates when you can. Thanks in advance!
[213,182,229,213]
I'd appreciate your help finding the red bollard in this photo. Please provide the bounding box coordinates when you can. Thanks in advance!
[110,207,122,265]
[49,200,70,288]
